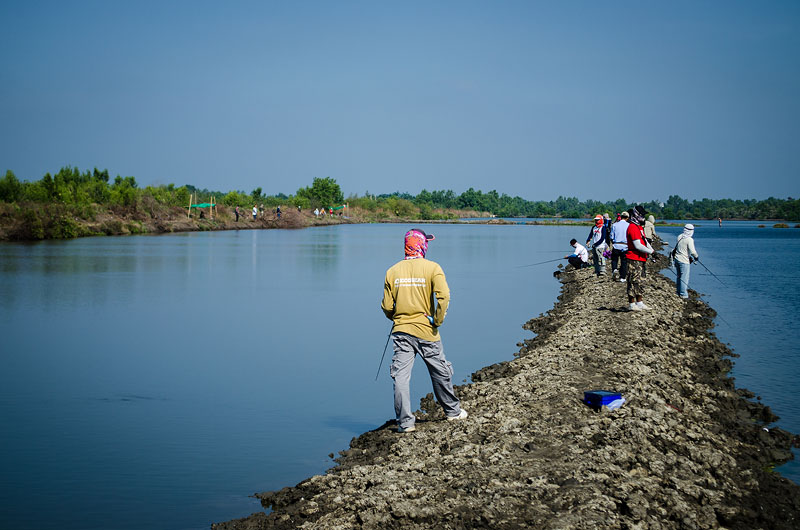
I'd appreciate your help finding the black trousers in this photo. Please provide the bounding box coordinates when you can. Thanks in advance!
[568,257,586,269]
[611,248,628,279]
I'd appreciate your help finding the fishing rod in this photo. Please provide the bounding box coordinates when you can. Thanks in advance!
[375,325,394,381]
[516,257,564,268]
[695,259,726,287]
[664,265,731,327]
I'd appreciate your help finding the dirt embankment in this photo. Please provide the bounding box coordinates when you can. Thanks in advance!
[0,203,496,241]
[0,202,353,241]
[215,251,800,529]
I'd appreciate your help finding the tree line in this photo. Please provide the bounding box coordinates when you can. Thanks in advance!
[349,188,800,221]
[1,167,798,221]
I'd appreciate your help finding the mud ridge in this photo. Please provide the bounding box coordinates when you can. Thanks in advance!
[214,255,800,529]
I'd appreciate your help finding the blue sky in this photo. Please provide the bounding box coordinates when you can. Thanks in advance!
[1,1,798,202]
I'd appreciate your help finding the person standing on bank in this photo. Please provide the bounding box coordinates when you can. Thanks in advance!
[585,215,609,276]
[672,224,699,299]
[610,211,630,282]
[644,215,657,242]
[626,206,654,311]
[381,229,467,433]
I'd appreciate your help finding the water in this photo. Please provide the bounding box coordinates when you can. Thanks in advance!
[655,220,800,480]
[0,222,797,529]
[0,224,567,529]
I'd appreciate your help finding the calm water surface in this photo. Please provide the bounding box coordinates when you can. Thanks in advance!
[1,222,797,529]
[0,224,566,530]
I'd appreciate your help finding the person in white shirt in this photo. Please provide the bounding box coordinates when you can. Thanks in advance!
[565,239,589,269]
[671,224,700,299]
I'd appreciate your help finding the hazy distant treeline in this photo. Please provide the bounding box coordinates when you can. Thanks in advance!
[354,189,800,221]
[1,167,798,221]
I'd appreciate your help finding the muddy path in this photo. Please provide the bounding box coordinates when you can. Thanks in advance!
[214,252,800,529]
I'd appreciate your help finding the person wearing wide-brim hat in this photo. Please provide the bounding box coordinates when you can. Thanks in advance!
[381,229,467,433]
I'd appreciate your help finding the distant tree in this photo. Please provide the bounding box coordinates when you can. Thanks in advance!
[251,187,262,200]
[0,170,22,202]
[296,177,344,208]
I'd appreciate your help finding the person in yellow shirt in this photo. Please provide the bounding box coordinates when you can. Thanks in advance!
[381,229,467,433]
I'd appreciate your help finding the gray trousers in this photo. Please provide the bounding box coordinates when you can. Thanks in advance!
[390,332,461,429]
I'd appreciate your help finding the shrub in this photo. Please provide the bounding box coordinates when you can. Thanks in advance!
[23,209,45,239]
[126,221,146,234]
[101,220,124,235]
[52,215,80,239]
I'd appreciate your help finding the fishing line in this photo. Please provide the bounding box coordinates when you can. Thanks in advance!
[516,257,564,268]
[695,260,726,286]
[663,266,731,327]
[375,325,394,381]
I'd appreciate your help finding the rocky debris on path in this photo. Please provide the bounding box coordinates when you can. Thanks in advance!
[214,255,800,529]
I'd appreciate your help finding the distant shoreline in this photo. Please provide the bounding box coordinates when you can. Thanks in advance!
[0,202,797,243]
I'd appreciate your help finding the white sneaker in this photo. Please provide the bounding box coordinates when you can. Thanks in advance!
[612,269,619,281]
[629,303,640,311]
[447,409,468,421]
[397,425,416,433]
[637,302,651,310]
[619,278,626,283]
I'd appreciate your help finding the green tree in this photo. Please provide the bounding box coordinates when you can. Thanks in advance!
[0,170,22,202]
[296,177,344,208]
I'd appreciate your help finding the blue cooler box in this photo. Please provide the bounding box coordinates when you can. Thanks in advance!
[583,390,622,409]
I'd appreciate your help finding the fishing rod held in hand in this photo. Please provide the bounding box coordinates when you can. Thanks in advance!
[695,259,726,286]
[516,257,565,268]
[375,325,394,381]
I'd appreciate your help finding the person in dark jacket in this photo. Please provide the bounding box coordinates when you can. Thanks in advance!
[585,215,609,276]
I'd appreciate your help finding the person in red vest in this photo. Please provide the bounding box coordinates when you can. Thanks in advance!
[625,206,654,311]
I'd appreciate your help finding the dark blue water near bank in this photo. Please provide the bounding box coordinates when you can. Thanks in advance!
[0,221,797,529]
[656,221,800,480]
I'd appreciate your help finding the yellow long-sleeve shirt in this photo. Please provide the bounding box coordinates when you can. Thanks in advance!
[381,257,450,342]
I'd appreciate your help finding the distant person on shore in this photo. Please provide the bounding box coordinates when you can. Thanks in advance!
[585,215,608,276]
[642,214,658,277]
[252,205,257,221]
[718,217,722,227]
[277,206,281,220]
[235,206,239,222]
[671,224,699,299]
[565,239,589,269]
[381,229,467,433]
[610,211,630,282]
[644,215,657,242]
[314,208,319,217]
[626,206,654,311]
